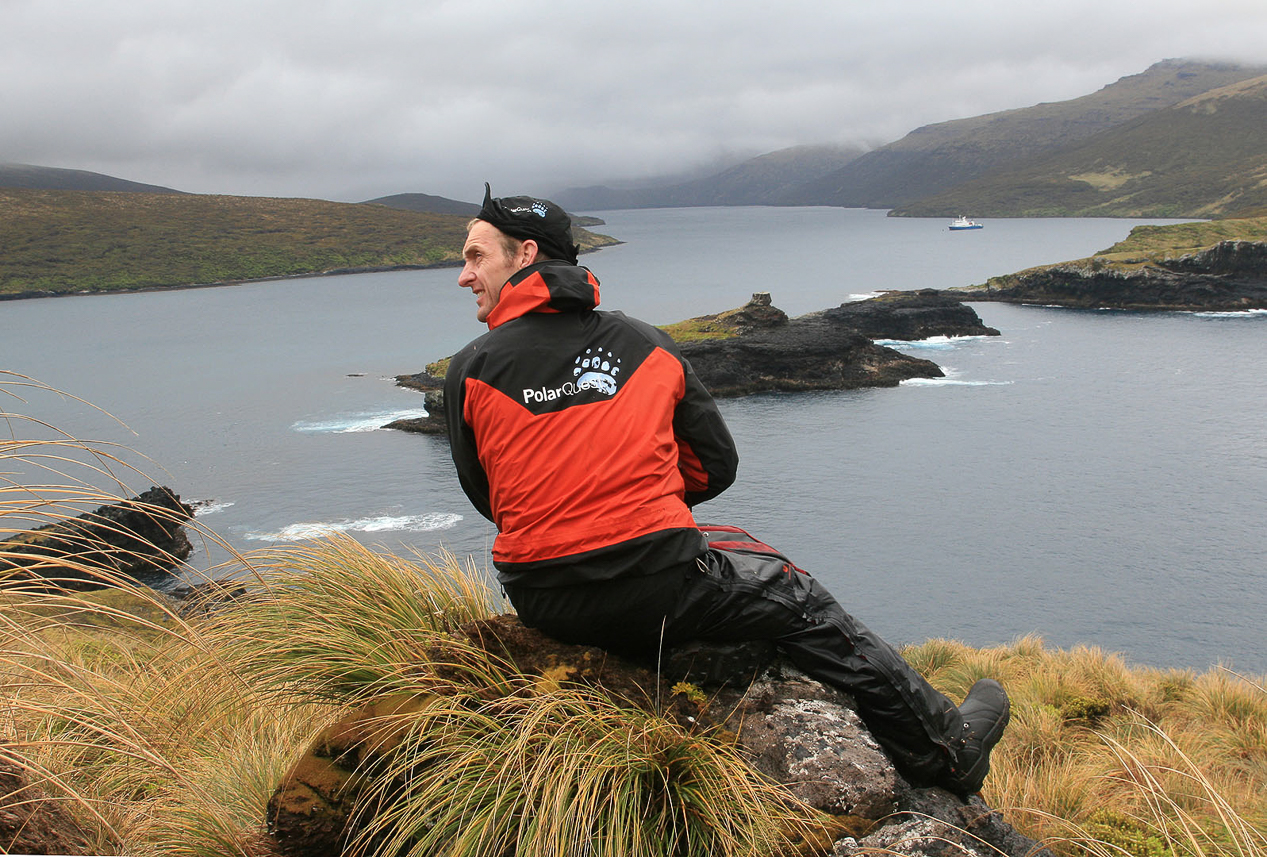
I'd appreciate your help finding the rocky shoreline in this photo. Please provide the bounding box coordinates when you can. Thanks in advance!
[0,486,194,590]
[946,239,1267,311]
[389,290,1000,434]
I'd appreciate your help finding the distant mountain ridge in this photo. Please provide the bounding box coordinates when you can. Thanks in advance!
[363,192,608,230]
[0,163,183,194]
[787,59,1267,210]
[556,59,1267,218]
[362,193,481,216]
[894,73,1267,217]
[553,145,865,211]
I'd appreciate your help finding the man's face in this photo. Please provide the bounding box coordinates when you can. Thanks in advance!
[459,220,523,323]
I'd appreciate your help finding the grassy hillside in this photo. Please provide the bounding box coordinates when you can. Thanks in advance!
[898,75,1267,218]
[783,59,1267,209]
[948,216,1267,308]
[0,189,617,298]
[953,216,1267,286]
[1093,215,1267,262]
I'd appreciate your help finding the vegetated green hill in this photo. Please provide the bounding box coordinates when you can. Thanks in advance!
[941,216,1267,311]
[899,75,1267,218]
[554,144,866,210]
[362,192,481,216]
[0,189,618,299]
[781,59,1267,209]
[949,215,1267,293]
[0,162,183,194]
[1087,214,1267,263]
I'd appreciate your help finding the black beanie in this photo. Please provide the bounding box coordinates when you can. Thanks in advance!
[477,182,579,265]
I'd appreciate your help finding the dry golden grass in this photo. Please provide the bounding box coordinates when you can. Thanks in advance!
[906,635,1267,857]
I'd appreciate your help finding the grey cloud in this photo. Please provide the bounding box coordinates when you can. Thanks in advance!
[3,0,1266,201]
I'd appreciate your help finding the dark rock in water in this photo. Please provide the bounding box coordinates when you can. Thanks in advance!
[394,368,444,395]
[388,372,448,435]
[384,389,448,435]
[0,486,193,590]
[678,305,944,397]
[825,289,1001,339]
[954,240,1267,310]
[388,290,1004,430]
[268,615,1049,857]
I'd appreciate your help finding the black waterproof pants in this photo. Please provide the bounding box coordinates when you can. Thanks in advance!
[504,549,962,786]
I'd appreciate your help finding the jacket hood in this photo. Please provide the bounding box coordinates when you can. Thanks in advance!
[486,260,601,329]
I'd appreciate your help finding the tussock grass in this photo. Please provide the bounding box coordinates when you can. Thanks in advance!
[906,635,1267,857]
[352,684,815,857]
[213,537,507,702]
[1093,216,1267,262]
[2,372,321,854]
[217,536,821,857]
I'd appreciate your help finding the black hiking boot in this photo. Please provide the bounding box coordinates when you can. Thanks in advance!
[940,678,1010,796]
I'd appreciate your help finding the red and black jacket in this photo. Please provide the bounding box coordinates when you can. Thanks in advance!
[444,260,739,587]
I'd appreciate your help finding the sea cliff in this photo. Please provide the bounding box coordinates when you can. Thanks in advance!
[949,239,1267,311]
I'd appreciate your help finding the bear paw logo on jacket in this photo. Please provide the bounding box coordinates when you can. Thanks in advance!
[573,348,622,396]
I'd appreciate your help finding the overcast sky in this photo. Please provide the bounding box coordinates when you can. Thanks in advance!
[4,0,1267,203]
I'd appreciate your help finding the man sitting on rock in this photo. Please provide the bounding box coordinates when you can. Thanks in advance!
[442,184,1010,796]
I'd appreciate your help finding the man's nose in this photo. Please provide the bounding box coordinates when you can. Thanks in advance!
[458,265,475,287]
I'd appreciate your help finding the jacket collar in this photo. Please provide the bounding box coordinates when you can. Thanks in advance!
[486,260,601,329]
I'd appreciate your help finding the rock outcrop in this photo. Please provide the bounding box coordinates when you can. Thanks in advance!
[953,240,1267,310]
[390,292,1000,432]
[675,306,944,397]
[0,486,194,590]
[268,615,1048,857]
[384,387,447,435]
[823,289,1001,339]
[0,753,95,854]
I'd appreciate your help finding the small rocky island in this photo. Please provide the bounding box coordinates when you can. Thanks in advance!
[946,239,1267,311]
[0,486,194,590]
[389,290,1000,434]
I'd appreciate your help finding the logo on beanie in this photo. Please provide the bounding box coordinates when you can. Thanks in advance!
[531,202,549,218]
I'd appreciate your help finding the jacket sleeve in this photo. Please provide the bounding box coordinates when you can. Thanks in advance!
[443,343,495,523]
[672,350,739,507]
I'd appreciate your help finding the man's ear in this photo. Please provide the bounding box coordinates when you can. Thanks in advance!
[517,239,541,267]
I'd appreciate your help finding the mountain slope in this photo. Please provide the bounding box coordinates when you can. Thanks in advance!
[780,59,1267,209]
[0,163,183,194]
[555,144,865,211]
[895,75,1267,217]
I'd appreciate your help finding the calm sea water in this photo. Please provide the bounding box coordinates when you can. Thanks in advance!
[4,208,1264,673]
